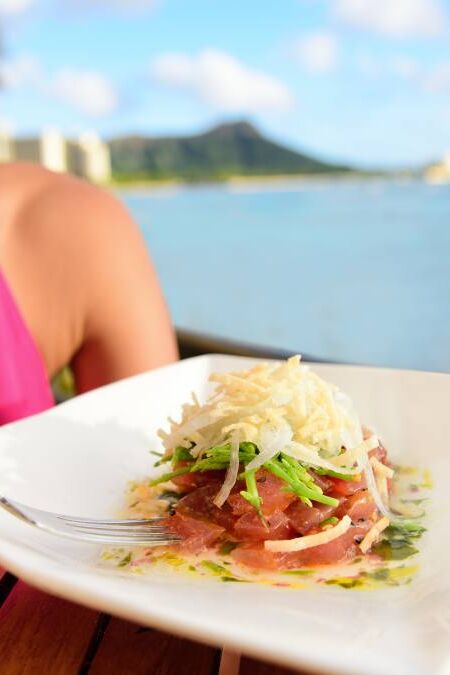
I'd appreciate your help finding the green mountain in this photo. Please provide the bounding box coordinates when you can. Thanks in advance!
[108,121,350,182]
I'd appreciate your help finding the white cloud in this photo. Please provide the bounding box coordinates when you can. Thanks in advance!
[425,63,450,92]
[0,117,14,134]
[70,0,157,11]
[52,69,118,117]
[355,52,419,80]
[334,0,446,38]
[1,55,118,118]
[391,57,421,80]
[355,52,383,78]
[294,32,338,73]
[0,54,41,88]
[355,50,450,96]
[94,0,156,7]
[388,57,450,93]
[0,0,33,14]
[151,49,294,112]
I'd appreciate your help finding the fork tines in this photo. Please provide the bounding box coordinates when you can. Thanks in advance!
[60,516,179,543]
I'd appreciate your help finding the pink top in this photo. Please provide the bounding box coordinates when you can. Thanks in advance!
[0,271,54,425]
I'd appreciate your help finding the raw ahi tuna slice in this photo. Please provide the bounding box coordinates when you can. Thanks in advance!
[286,500,340,536]
[232,524,370,571]
[234,510,293,542]
[227,470,296,517]
[176,484,235,531]
[166,512,225,553]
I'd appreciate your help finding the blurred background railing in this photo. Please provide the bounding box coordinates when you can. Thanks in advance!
[176,328,330,363]
[52,329,333,404]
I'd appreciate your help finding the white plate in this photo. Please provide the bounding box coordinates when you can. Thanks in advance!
[0,355,449,675]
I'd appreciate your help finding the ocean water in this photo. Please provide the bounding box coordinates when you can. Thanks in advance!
[120,179,450,373]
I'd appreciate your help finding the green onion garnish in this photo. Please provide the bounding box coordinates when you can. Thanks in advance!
[240,468,266,525]
[148,466,192,487]
[314,466,360,481]
[149,441,340,513]
[264,457,339,508]
[320,516,339,528]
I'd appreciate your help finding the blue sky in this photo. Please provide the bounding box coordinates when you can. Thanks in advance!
[1,0,450,167]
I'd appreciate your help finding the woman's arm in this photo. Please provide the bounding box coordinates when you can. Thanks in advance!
[71,189,179,392]
[1,165,178,392]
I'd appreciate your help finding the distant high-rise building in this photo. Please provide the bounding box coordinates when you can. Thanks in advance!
[78,132,111,183]
[14,129,67,172]
[40,129,67,173]
[0,133,13,163]
[67,131,111,183]
[0,121,14,163]
[425,152,450,185]
[14,137,42,164]
[0,128,111,183]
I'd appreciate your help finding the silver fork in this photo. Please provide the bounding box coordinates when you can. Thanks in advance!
[0,496,180,546]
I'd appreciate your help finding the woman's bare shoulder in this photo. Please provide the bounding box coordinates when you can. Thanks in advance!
[1,164,176,380]
[0,161,54,184]
[3,164,144,283]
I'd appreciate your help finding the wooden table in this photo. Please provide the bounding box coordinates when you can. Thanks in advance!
[0,567,309,675]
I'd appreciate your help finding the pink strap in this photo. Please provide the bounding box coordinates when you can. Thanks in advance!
[0,271,54,424]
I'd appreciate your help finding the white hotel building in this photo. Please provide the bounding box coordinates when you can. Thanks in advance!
[0,128,112,184]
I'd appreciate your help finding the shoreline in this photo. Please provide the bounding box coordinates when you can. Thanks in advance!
[110,172,426,192]
[111,171,421,194]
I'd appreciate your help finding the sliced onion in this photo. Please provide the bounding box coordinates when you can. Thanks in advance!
[370,455,394,479]
[334,390,363,446]
[246,422,293,472]
[265,515,352,552]
[213,433,240,507]
[163,412,213,452]
[360,451,391,519]
[359,516,390,554]
[287,442,361,476]
[332,435,378,468]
